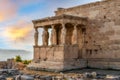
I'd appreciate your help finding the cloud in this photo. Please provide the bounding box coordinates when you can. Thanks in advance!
[0,0,41,22]
[4,21,33,43]
[0,0,17,22]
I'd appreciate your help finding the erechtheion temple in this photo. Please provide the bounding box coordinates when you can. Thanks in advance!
[28,0,120,71]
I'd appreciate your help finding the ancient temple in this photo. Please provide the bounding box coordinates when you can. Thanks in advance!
[28,0,120,71]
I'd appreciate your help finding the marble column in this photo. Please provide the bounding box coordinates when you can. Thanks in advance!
[61,23,66,45]
[50,25,57,45]
[72,24,78,45]
[42,27,49,46]
[34,27,39,46]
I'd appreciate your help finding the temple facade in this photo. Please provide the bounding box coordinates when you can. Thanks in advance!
[28,0,120,71]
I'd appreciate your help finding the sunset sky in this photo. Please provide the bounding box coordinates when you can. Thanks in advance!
[0,0,101,52]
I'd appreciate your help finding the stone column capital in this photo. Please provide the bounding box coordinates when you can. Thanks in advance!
[61,23,66,29]
[34,26,38,29]
[61,22,66,27]
[51,24,55,26]
[51,24,55,29]
[73,23,78,27]
[35,27,38,31]
[43,27,48,31]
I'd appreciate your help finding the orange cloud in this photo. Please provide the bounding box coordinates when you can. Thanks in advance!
[5,21,33,42]
[6,27,31,41]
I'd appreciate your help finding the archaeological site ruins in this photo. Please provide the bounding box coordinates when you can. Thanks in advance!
[27,0,120,71]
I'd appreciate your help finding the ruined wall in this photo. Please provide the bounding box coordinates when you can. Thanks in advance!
[31,45,86,71]
[0,59,15,69]
[55,0,120,59]
[34,45,79,61]
[34,46,64,62]
[0,61,7,69]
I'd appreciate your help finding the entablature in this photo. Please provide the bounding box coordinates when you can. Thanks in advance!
[32,14,88,28]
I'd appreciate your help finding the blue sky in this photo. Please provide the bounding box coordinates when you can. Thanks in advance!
[0,0,101,51]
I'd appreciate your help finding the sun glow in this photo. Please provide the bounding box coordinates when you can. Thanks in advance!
[5,27,32,41]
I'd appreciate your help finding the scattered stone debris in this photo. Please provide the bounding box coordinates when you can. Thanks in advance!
[0,69,120,80]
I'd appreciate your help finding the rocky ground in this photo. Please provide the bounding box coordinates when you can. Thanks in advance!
[22,68,120,75]
[0,69,120,80]
[21,68,120,80]
[65,69,120,75]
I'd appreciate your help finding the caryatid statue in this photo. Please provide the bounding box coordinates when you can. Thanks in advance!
[50,25,57,45]
[34,28,38,46]
[61,24,66,45]
[42,27,49,46]
[72,25,78,44]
